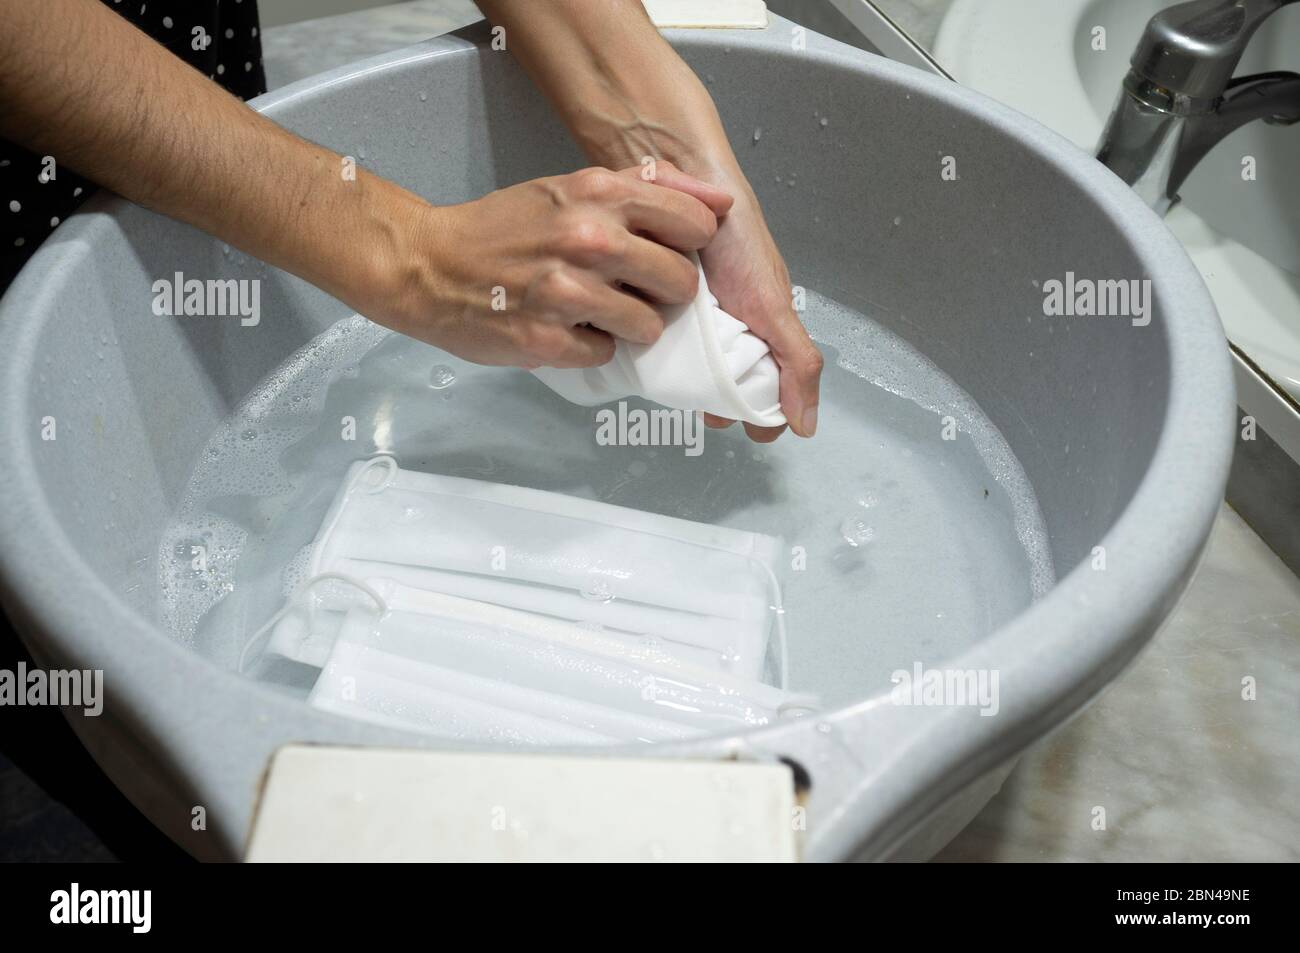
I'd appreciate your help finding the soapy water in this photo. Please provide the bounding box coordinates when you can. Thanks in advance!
[159,290,1054,710]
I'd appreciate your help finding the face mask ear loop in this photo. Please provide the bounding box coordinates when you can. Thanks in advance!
[744,556,822,717]
[310,453,399,573]
[237,571,389,674]
[237,455,397,675]
[746,556,790,692]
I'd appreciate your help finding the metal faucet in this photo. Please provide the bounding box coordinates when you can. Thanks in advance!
[1096,0,1300,214]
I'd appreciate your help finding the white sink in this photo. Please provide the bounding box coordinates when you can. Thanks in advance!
[936,0,1300,401]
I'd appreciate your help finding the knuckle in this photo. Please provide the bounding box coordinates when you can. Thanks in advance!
[535,266,586,310]
[556,217,616,264]
[571,166,622,203]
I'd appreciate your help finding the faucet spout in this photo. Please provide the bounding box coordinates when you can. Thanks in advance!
[1096,0,1300,214]
[1132,0,1298,106]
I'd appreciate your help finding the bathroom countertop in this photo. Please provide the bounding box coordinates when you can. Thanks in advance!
[261,1,1300,863]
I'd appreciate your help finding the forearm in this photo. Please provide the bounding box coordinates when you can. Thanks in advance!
[475,0,740,182]
[0,0,413,306]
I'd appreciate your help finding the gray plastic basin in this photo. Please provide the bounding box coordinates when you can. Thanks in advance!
[0,17,1234,860]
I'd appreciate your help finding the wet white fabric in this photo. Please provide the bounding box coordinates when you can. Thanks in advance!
[307,585,798,743]
[532,258,785,427]
[263,456,785,683]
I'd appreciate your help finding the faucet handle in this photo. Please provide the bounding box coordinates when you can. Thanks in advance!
[1132,0,1298,108]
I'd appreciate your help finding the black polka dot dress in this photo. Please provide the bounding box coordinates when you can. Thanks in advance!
[1,0,267,290]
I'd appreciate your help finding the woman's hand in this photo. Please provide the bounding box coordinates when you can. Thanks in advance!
[474,0,824,439]
[693,164,824,442]
[363,162,733,368]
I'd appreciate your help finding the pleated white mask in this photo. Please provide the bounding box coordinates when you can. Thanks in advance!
[249,456,788,684]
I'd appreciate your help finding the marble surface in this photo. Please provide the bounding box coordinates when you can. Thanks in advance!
[259,1,1300,862]
[939,505,1300,862]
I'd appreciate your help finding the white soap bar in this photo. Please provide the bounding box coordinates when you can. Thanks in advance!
[246,746,798,862]
[643,0,768,29]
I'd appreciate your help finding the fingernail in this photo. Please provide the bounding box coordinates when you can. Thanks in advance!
[800,406,818,437]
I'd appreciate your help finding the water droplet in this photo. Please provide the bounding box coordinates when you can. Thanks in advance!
[580,578,615,604]
[240,429,257,441]
[819,117,829,127]
[429,364,457,389]
[839,516,873,547]
[418,91,427,102]
[752,127,762,142]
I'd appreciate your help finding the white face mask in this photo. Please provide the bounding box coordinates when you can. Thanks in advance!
[241,457,815,741]
[533,258,785,428]
[308,585,800,744]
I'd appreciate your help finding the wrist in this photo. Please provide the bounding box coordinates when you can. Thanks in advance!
[303,171,442,333]
[569,50,735,174]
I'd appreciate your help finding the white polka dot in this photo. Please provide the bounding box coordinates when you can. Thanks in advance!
[216,64,225,75]
[162,16,173,28]
[139,4,146,13]
[244,61,253,72]
[8,200,20,213]
[73,187,83,197]
[50,217,60,228]
[14,237,24,247]
[0,159,10,167]
[225,28,234,39]
[252,27,259,37]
